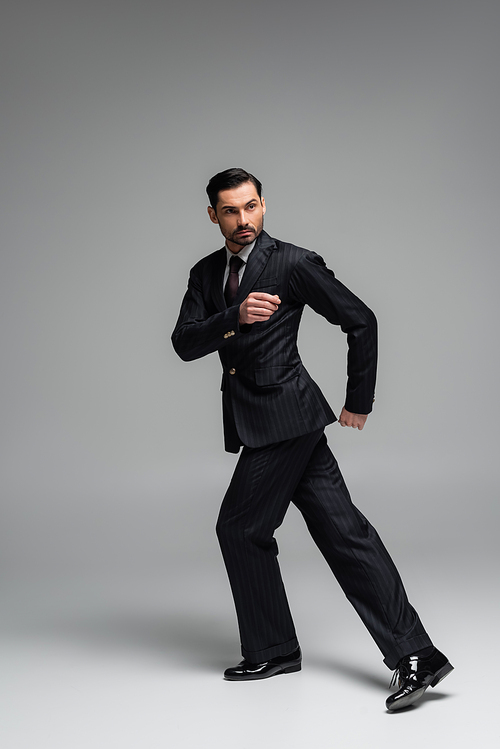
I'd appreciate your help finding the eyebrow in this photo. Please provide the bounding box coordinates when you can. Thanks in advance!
[220,199,258,211]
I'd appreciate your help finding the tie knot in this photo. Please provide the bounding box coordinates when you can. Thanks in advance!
[229,255,244,273]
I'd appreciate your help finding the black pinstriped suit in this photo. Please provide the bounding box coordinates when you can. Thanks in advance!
[172,230,432,669]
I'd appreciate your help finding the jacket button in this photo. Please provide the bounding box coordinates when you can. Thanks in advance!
[229,368,236,375]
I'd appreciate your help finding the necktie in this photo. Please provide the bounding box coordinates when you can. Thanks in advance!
[224,255,244,307]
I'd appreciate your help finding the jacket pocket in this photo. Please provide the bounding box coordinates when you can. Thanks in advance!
[255,366,299,387]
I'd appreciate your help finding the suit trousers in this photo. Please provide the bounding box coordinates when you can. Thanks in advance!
[216,429,432,670]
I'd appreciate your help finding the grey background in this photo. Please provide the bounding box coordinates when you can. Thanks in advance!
[1,1,499,747]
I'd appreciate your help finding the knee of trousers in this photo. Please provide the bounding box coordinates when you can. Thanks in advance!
[215,515,238,547]
[216,517,277,554]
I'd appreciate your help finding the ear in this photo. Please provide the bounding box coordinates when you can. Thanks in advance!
[207,206,219,224]
[261,197,266,216]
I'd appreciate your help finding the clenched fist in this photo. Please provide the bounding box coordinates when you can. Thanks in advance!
[338,407,368,430]
[239,292,281,325]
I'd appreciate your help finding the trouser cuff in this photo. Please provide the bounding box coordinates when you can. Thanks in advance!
[383,634,434,670]
[242,636,299,663]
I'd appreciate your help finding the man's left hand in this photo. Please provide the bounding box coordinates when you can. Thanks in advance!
[338,408,368,430]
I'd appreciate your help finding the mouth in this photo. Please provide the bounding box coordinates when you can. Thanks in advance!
[236,229,253,236]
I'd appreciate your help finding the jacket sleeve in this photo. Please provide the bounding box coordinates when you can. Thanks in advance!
[288,252,377,414]
[171,266,242,362]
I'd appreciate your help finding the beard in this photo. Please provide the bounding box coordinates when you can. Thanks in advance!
[224,217,264,246]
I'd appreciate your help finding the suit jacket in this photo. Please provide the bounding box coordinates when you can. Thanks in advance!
[171,230,377,453]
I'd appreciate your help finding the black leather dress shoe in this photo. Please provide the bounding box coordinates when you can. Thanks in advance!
[386,649,454,711]
[224,647,302,681]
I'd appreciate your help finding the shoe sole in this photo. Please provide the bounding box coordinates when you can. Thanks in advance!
[224,663,301,681]
[386,661,454,711]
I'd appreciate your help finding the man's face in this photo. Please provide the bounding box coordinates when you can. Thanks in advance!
[208,182,266,253]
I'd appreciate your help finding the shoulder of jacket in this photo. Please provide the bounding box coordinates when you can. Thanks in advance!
[272,238,325,269]
[190,246,224,275]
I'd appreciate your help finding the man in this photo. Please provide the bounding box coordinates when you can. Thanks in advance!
[171,168,453,711]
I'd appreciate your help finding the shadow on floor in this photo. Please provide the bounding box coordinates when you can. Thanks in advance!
[3,606,404,691]
[8,610,238,670]
[306,653,388,689]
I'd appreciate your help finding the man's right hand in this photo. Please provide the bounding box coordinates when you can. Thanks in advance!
[239,293,281,325]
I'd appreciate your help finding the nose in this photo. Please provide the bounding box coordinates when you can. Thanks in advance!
[238,210,249,225]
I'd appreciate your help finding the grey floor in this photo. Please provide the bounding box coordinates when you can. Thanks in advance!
[1,547,498,748]
[2,456,498,748]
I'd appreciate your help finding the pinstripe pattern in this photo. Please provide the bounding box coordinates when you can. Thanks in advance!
[172,229,430,669]
[172,231,377,453]
[217,431,432,668]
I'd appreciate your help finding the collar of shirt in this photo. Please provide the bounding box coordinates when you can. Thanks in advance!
[225,240,256,268]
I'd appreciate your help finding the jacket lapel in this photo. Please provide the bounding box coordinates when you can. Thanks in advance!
[210,247,228,312]
[234,231,277,306]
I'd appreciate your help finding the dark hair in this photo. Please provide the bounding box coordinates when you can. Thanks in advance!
[206,168,263,210]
